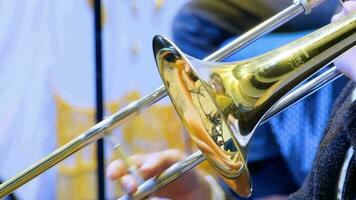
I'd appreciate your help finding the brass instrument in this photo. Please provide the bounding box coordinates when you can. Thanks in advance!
[152,12,356,196]
[0,0,353,198]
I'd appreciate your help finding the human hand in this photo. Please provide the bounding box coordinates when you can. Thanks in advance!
[106,149,212,200]
[332,0,356,82]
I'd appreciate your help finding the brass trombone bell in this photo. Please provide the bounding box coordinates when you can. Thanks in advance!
[153,13,356,197]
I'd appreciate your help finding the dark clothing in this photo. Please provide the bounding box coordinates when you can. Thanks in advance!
[290,82,356,200]
[222,82,356,199]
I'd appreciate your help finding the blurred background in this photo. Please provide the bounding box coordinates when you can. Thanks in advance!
[0,0,198,199]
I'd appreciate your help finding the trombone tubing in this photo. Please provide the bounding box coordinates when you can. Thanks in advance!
[0,1,318,198]
[123,66,342,200]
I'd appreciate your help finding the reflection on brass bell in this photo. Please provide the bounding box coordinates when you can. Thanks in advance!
[153,13,356,196]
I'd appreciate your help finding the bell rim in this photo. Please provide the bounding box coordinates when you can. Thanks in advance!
[153,35,252,197]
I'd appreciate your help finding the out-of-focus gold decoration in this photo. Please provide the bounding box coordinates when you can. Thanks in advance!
[130,40,141,55]
[55,95,98,200]
[154,0,165,10]
[87,0,107,27]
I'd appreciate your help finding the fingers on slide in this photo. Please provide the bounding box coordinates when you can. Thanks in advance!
[107,149,185,193]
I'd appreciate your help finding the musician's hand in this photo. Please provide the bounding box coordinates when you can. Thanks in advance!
[107,149,212,200]
[333,0,356,82]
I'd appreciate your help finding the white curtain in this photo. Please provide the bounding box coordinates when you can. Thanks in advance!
[0,1,56,199]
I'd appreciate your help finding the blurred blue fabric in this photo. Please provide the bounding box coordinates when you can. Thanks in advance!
[172,0,346,197]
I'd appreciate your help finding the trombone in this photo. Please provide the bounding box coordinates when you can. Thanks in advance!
[148,12,355,196]
[0,0,353,198]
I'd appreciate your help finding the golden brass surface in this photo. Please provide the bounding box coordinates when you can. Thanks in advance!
[154,13,355,197]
